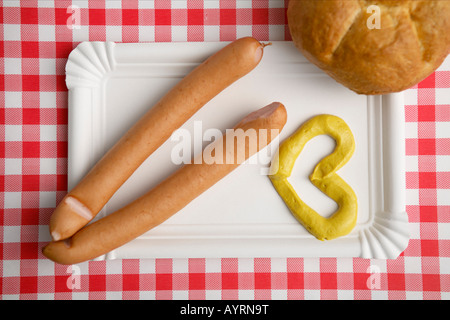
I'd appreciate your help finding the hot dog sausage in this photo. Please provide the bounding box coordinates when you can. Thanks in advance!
[43,102,287,265]
[50,37,266,241]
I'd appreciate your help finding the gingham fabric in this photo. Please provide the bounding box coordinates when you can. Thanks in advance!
[1,0,449,300]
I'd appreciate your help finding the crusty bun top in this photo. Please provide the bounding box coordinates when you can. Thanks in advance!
[287,0,450,95]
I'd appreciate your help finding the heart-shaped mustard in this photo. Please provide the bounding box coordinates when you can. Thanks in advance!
[269,114,357,241]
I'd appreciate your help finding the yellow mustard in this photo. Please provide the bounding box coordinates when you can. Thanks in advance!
[269,114,357,241]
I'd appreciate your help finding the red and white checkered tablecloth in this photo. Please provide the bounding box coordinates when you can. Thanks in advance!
[1,0,449,301]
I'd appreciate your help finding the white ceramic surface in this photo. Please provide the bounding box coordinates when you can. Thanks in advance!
[65,41,410,260]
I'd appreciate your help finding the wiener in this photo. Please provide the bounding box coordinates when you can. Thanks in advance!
[50,37,266,241]
[43,102,287,265]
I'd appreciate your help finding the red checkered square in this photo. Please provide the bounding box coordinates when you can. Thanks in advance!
[21,7,39,24]
[420,206,438,222]
[220,9,236,25]
[22,108,40,125]
[21,42,39,58]
[418,105,435,122]
[22,75,40,91]
[320,273,337,289]
[419,172,436,189]
[123,274,140,291]
[188,9,204,25]
[21,208,40,225]
[421,240,440,256]
[353,273,369,290]
[55,42,74,59]
[0,176,5,192]
[21,242,39,259]
[22,141,40,158]
[387,273,406,291]
[0,107,5,125]
[22,175,40,191]
[254,273,271,289]
[253,8,269,25]
[54,275,72,293]
[89,275,106,291]
[418,139,436,155]
[57,141,68,158]
[122,9,139,25]
[422,274,441,292]
[222,273,238,289]
[20,276,38,294]
[189,273,205,290]
[155,273,172,291]
[54,7,69,25]
[56,174,68,191]
[56,74,68,91]
[418,73,435,88]
[155,9,171,25]
[89,9,106,25]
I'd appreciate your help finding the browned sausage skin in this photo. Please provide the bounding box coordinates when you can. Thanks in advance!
[50,37,266,241]
[43,102,287,265]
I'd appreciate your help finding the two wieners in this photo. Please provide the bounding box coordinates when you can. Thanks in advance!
[43,38,285,265]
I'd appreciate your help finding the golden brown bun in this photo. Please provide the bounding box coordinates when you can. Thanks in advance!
[287,0,450,95]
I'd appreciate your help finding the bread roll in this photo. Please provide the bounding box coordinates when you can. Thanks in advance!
[287,0,450,95]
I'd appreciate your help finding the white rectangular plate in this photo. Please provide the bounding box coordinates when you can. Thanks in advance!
[66,41,410,260]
